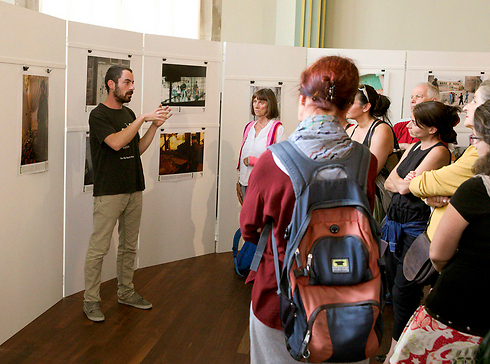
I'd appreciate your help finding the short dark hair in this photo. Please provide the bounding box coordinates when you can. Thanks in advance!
[104,65,133,93]
[250,88,279,119]
[412,101,459,143]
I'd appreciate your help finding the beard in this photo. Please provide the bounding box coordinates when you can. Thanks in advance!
[114,85,133,104]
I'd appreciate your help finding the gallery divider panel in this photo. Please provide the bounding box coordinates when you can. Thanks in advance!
[138,34,223,268]
[0,2,66,345]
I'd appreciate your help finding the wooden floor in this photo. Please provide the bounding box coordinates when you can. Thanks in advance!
[0,252,393,364]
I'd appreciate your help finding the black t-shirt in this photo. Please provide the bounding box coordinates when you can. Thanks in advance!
[89,103,145,196]
[425,176,490,336]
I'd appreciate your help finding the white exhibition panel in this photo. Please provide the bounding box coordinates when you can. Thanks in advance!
[137,35,222,267]
[307,48,407,123]
[65,22,144,296]
[216,42,307,253]
[0,3,65,345]
[0,2,65,68]
[405,51,490,147]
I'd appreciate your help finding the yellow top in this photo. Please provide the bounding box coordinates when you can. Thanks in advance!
[409,145,478,239]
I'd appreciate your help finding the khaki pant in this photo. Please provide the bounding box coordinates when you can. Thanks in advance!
[84,192,143,303]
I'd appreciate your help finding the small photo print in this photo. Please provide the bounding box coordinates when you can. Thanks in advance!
[360,73,385,94]
[428,74,483,106]
[159,131,204,177]
[84,135,94,188]
[161,63,206,107]
[86,56,131,106]
[22,74,49,167]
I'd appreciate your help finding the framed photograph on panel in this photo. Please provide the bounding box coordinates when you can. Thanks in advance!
[360,72,386,94]
[83,133,94,193]
[249,84,282,123]
[161,63,206,108]
[20,73,49,174]
[428,73,483,106]
[86,55,131,107]
[158,130,205,181]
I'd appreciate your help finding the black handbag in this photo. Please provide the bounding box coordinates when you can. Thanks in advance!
[403,231,438,285]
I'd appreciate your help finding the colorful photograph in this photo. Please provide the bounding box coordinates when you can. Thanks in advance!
[360,73,385,94]
[428,74,483,106]
[21,74,49,167]
[161,63,206,107]
[159,131,204,177]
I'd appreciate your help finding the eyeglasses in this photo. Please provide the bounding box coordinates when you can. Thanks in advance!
[358,86,370,104]
[469,134,482,145]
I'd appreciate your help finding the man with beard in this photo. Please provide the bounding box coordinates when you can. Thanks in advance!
[83,65,172,322]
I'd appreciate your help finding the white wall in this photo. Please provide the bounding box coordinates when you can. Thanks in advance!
[325,0,490,52]
[0,2,65,345]
[139,34,222,267]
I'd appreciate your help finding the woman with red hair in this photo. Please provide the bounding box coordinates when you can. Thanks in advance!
[240,56,378,364]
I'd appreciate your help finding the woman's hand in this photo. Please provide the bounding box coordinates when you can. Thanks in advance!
[426,196,450,207]
[404,170,417,181]
[243,157,249,167]
[236,182,244,205]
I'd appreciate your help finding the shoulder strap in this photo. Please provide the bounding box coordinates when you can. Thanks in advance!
[365,120,401,152]
[268,140,316,198]
[237,121,255,169]
[266,120,282,146]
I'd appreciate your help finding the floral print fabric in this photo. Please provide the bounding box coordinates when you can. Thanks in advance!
[391,306,482,364]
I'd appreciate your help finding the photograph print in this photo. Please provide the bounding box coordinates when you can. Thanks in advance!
[161,63,206,107]
[21,74,49,169]
[359,72,385,94]
[428,73,483,106]
[84,134,94,191]
[159,131,205,179]
[86,55,131,106]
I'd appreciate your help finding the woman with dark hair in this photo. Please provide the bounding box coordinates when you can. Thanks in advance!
[389,100,490,363]
[346,84,397,221]
[240,56,377,364]
[236,88,286,204]
[381,101,459,363]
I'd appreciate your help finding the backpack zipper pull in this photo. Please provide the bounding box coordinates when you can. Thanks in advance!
[300,330,311,359]
[294,248,302,268]
[306,253,313,275]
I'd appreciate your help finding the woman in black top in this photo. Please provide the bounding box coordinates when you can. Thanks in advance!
[346,84,397,221]
[381,101,459,364]
[390,100,490,363]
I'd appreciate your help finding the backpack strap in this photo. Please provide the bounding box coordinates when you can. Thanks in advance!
[268,140,317,198]
[266,120,282,146]
[237,121,255,169]
[249,221,282,296]
[250,221,272,272]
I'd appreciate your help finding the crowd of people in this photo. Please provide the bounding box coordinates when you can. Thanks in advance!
[85,58,489,364]
[238,57,490,364]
